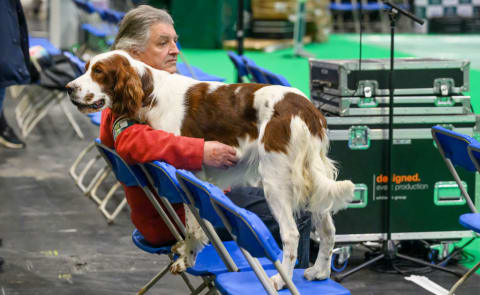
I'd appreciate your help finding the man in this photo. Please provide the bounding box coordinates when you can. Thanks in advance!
[103,5,311,267]
[0,0,33,271]
[0,0,31,149]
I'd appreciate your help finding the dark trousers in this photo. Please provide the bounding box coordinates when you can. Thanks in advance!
[219,186,312,268]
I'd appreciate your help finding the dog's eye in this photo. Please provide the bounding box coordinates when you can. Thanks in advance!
[93,67,102,74]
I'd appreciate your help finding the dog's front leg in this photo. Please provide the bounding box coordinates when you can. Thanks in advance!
[305,212,334,280]
[170,205,208,274]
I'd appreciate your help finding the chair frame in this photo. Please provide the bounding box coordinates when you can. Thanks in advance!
[175,170,301,295]
[432,126,480,294]
[94,143,214,294]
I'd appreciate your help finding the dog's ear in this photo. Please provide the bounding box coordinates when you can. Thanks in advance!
[111,60,144,119]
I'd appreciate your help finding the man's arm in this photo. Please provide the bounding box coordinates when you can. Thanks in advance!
[100,108,237,170]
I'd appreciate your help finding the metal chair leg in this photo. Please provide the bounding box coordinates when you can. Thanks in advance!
[448,261,480,295]
[136,263,173,295]
[60,98,85,139]
[99,195,128,224]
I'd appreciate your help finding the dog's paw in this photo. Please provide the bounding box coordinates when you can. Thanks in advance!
[339,180,355,198]
[270,274,286,291]
[171,241,185,255]
[304,266,331,281]
[170,256,188,274]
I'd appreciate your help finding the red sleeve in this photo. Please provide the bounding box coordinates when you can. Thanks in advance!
[99,108,204,170]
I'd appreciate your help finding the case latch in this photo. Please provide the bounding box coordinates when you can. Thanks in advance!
[434,78,455,96]
[434,181,467,206]
[348,126,370,150]
[348,184,368,208]
[434,96,454,107]
[359,97,378,108]
[358,80,378,98]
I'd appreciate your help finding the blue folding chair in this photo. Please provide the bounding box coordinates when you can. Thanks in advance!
[142,161,277,275]
[432,126,480,294]
[72,0,117,53]
[176,169,351,295]
[176,42,225,82]
[244,58,291,86]
[227,51,250,82]
[431,125,478,213]
[94,140,208,295]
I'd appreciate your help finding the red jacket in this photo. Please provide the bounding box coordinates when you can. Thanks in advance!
[99,108,204,245]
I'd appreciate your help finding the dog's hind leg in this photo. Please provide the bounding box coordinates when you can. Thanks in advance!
[259,156,299,291]
[170,205,208,274]
[304,212,335,281]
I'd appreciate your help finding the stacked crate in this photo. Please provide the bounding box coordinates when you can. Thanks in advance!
[309,58,477,243]
[251,0,331,42]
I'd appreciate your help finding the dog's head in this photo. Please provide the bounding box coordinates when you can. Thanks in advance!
[66,50,154,119]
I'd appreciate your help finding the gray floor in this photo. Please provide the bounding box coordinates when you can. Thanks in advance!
[0,87,479,294]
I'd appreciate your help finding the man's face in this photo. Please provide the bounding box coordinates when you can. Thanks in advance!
[134,22,179,74]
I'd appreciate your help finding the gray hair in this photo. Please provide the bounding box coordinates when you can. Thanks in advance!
[112,5,174,53]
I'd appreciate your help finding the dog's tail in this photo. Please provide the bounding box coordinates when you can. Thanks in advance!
[289,117,354,215]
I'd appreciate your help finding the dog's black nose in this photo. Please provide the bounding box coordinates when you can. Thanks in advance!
[65,83,74,95]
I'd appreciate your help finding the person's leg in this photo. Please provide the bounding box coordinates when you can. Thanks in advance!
[0,87,26,149]
[226,186,312,268]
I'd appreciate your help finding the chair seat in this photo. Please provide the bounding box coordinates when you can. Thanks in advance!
[81,23,115,38]
[459,213,480,233]
[88,112,102,126]
[187,241,275,276]
[215,269,350,295]
[177,63,225,82]
[29,37,61,55]
[132,229,172,255]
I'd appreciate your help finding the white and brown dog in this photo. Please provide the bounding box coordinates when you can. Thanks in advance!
[66,50,354,290]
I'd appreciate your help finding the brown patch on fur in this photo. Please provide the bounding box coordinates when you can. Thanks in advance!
[141,67,155,108]
[85,61,90,72]
[181,83,267,146]
[89,54,146,119]
[84,93,94,103]
[262,92,326,153]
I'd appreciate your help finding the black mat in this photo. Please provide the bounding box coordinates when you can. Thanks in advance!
[0,92,479,294]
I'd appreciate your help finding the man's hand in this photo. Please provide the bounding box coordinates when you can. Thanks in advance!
[203,141,238,169]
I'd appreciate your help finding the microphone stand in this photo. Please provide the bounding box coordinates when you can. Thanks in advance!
[334,3,464,282]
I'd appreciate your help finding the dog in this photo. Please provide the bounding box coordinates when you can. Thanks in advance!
[66,50,354,290]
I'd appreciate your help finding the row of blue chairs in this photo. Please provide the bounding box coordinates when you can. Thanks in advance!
[92,124,480,294]
[94,139,351,294]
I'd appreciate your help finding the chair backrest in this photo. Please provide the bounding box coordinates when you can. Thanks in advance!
[175,169,226,228]
[431,125,478,172]
[97,7,125,24]
[468,143,480,213]
[432,126,478,213]
[244,58,291,86]
[468,142,480,173]
[227,51,249,78]
[94,139,147,187]
[142,161,187,204]
[263,68,291,86]
[175,170,281,261]
[244,59,269,84]
[72,0,97,14]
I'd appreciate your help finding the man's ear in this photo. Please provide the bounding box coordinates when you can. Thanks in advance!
[111,62,144,119]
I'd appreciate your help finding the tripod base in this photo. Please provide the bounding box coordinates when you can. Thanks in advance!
[333,241,465,282]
